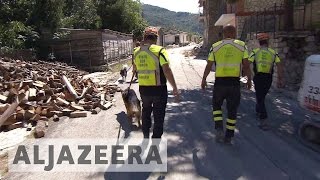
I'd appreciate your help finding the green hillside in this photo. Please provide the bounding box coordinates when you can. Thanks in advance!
[142,4,203,34]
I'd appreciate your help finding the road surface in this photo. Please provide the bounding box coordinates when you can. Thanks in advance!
[4,46,320,180]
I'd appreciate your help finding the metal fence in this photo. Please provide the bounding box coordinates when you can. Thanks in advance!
[240,2,314,41]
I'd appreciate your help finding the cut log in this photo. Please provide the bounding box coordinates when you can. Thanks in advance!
[63,91,76,102]
[3,114,17,126]
[83,104,93,111]
[0,93,25,127]
[0,94,8,103]
[25,110,35,120]
[91,107,101,114]
[62,109,73,116]
[33,82,44,88]
[51,111,63,117]
[0,104,9,114]
[34,120,46,138]
[51,101,63,111]
[35,106,42,115]
[22,90,29,103]
[9,88,18,96]
[28,88,37,101]
[56,97,70,106]
[105,94,112,101]
[36,90,46,101]
[53,114,59,122]
[70,111,87,118]
[16,109,25,121]
[99,102,113,110]
[46,96,52,104]
[100,93,106,107]
[6,122,23,131]
[78,86,93,99]
[41,108,48,117]
[71,104,85,111]
[30,114,41,121]
[62,75,79,99]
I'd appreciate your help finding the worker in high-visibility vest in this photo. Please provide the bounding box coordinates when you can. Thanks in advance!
[133,26,179,139]
[201,25,252,144]
[249,33,284,130]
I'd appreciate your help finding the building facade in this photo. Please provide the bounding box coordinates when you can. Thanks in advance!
[211,0,320,90]
[198,0,224,49]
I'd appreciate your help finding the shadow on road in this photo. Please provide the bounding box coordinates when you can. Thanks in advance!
[116,111,131,138]
[163,86,320,179]
[105,84,318,179]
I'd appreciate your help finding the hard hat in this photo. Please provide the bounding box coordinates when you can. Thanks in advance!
[257,33,269,41]
[144,26,159,36]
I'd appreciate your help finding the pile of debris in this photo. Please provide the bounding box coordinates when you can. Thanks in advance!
[0,58,120,138]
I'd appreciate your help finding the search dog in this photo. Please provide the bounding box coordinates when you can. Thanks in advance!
[121,88,141,128]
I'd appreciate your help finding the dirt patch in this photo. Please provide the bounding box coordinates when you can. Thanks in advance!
[0,151,8,178]
[109,59,133,73]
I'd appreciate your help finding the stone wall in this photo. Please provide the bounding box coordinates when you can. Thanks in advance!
[244,0,284,11]
[246,31,320,91]
[236,16,246,39]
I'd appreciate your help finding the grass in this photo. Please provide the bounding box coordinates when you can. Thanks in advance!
[109,58,133,73]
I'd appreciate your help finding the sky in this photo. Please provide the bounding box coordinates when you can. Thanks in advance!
[140,0,199,14]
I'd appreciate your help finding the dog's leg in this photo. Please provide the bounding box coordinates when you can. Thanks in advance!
[127,114,133,128]
[136,112,142,129]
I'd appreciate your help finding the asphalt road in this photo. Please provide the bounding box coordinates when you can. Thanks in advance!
[4,46,320,180]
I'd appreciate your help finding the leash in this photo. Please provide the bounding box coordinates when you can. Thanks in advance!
[128,70,135,89]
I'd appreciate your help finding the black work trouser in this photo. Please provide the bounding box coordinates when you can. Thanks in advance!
[212,85,241,138]
[253,75,273,119]
[141,94,168,138]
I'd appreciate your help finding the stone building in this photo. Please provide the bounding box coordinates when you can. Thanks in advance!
[198,0,224,49]
[211,0,320,90]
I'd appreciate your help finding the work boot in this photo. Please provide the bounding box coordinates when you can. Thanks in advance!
[258,118,270,131]
[215,129,224,143]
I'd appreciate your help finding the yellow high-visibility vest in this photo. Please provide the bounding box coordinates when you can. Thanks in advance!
[134,45,164,86]
[249,47,281,73]
[208,39,248,77]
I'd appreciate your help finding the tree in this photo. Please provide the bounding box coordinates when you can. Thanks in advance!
[29,0,65,33]
[0,0,38,49]
[62,0,101,29]
[98,0,147,39]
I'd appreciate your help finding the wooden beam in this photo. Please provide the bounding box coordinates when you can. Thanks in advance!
[62,75,79,99]
[0,93,25,127]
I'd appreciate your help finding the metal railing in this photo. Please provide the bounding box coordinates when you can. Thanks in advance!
[239,2,314,41]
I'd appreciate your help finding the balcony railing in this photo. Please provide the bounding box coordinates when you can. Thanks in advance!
[240,2,315,41]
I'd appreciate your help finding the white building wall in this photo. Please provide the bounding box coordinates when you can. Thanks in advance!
[164,34,175,45]
[179,33,189,45]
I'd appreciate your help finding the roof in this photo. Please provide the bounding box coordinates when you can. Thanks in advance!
[59,28,133,37]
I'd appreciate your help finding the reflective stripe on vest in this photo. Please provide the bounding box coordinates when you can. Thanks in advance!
[212,39,245,77]
[254,48,276,73]
[134,46,161,86]
[212,39,245,53]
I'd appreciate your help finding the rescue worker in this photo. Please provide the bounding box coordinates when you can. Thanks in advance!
[133,26,179,139]
[249,33,284,130]
[201,25,252,144]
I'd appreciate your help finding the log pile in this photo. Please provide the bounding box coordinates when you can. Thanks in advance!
[0,57,120,137]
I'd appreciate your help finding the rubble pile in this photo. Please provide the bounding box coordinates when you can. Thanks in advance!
[0,58,120,138]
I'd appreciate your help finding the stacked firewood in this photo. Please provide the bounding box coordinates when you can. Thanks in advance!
[0,58,120,138]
